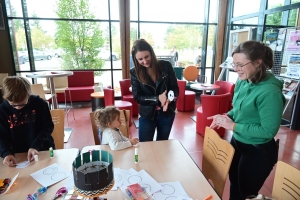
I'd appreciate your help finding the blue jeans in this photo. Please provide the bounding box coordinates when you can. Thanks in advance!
[229,137,278,200]
[138,110,175,142]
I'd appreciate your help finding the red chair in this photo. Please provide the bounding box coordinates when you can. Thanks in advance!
[177,80,196,111]
[196,93,231,137]
[104,88,133,126]
[215,80,235,110]
[119,79,139,116]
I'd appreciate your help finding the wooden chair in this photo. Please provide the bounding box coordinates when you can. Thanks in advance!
[31,84,55,109]
[90,110,130,145]
[0,73,8,87]
[44,76,75,126]
[50,109,65,149]
[202,127,235,197]
[272,160,300,200]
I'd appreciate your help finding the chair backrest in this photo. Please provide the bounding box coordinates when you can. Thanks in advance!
[173,67,183,80]
[90,112,100,145]
[201,93,231,117]
[68,71,94,87]
[119,79,132,97]
[31,84,47,100]
[176,80,186,110]
[103,88,115,106]
[90,110,130,145]
[272,161,300,200]
[215,81,235,110]
[202,127,235,197]
[183,65,199,82]
[50,109,65,149]
[0,73,8,87]
[46,76,68,90]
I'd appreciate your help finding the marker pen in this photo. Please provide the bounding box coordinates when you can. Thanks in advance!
[49,147,54,159]
[134,148,138,163]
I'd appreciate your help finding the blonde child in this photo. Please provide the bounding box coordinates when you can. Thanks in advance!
[94,106,139,150]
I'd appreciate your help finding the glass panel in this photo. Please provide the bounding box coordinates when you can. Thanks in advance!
[25,0,109,19]
[130,0,138,21]
[139,23,203,66]
[267,0,285,9]
[233,0,260,17]
[205,25,217,69]
[209,0,218,23]
[95,70,123,91]
[288,8,298,26]
[5,0,23,17]
[292,0,300,4]
[265,12,283,25]
[205,68,213,84]
[139,0,205,23]
[232,17,258,24]
[110,0,119,20]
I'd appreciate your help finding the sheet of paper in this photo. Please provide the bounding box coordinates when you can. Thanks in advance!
[30,163,70,187]
[152,181,190,199]
[123,169,162,194]
[112,168,128,190]
[16,160,30,168]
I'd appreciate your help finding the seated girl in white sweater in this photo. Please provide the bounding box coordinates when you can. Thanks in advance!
[94,106,139,150]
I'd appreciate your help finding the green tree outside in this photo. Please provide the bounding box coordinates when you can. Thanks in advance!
[55,0,105,74]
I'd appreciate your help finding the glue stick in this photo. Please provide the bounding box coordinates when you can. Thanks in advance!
[49,147,54,159]
[134,148,138,163]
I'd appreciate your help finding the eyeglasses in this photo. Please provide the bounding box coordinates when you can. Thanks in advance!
[8,99,29,108]
[230,61,252,69]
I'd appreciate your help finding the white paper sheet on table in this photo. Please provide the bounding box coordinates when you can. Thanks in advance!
[122,169,162,194]
[152,181,190,199]
[111,168,129,190]
[30,163,70,187]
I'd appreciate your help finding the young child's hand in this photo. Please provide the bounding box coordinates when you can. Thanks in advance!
[130,138,139,145]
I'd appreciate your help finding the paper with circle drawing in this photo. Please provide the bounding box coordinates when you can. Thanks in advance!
[30,163,70,187]
[0,173,19,195]
[16,160,30,168]
[168,90,174,101]
[123,169,162,194]
[152,181,190,200]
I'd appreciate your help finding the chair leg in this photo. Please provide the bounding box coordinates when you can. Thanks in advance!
[68,88,75,120]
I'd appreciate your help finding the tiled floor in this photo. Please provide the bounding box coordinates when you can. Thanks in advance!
[63,99,300,200]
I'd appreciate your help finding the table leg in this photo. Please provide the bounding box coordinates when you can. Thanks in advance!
[49,78,58,109]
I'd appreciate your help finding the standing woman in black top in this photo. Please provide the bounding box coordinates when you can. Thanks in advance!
[130,39,179,142]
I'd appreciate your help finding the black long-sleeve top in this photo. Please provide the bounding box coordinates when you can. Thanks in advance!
[0,95,55,158]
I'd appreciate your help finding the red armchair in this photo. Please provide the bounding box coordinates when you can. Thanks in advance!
[104,88,133,126]
[176,80,196,111]
[196,93,231,137]
[215,80,235,110]
[119,79,139,116]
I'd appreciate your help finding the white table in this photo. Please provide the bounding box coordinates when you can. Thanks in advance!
[26,71,73,109]
[190,83,220,94]
[26,71,74,142]
[81,140,221,200]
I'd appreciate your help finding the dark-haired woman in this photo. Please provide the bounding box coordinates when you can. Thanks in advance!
[130,39,179,142]
[208,40,285,199]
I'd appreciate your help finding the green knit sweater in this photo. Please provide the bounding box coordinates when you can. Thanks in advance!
[227,72,285,144]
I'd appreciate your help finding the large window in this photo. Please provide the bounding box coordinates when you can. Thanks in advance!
[6,0,220,89]
[6,0,121,88]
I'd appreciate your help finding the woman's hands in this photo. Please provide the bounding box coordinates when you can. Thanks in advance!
[3,155,17,167]
[159,90,170,111]
[27,148,39,162]
[207,114,235,131]
[130,138,139,145]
